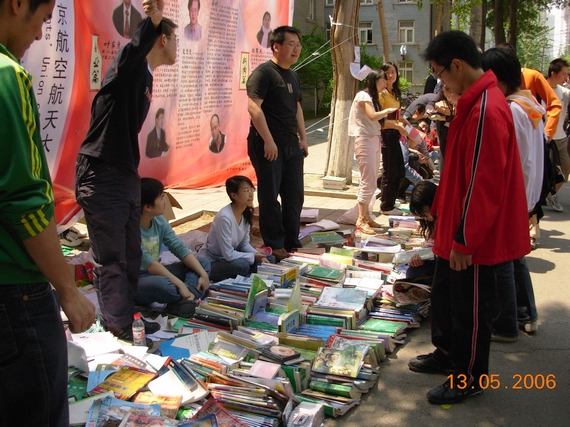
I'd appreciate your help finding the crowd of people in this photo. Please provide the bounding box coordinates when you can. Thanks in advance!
[1,0,568,423]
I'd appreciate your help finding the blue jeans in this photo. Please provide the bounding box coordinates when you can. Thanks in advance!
[493,261,519,338]
[0,283,68,427]
[209,255,275,283]
[514,257,538,322]
[135,258,211,305]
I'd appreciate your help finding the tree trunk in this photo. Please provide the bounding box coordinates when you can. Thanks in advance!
[324,0,360,184]
[507,0,517,50]
[481,0,487,49]
[378,0,390,62]
[469,3,483,50]
[494,0,505,45]
[435,2,443,36]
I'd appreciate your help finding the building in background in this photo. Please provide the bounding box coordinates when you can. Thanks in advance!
[321,0,448,92]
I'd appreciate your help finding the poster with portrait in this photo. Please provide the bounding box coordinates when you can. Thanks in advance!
[21,0,294,226]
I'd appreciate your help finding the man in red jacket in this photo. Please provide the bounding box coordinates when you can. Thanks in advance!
[408,31,530,404]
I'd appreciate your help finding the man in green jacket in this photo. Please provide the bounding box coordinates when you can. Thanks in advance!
[0,1,96,425]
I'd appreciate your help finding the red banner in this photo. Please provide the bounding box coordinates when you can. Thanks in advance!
[21,0,293,227]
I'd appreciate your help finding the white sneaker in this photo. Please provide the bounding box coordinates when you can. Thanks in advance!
[381,208,403,216]
[546,193,563,212]
[59,228,85,247]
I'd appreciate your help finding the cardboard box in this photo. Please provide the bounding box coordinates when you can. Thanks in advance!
[163,192,182,220]
[323,176,346,190]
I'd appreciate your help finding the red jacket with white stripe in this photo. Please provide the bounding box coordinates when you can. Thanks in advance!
[432,71,530,265]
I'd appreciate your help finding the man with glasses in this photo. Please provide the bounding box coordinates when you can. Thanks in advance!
[76,0,178,344]
[408,31,530,404]
[246,26,308,260]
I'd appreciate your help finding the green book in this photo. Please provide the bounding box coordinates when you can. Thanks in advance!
[306,313,347,328]
[358,318,407,336]
[309,380,362,399]
[306,265,344,281]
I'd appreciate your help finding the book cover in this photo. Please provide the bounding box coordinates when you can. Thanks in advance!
[179,413,219,426]
[306,266,344,281]
[209,340,249,361]
[189,398,250,427]
[260,345,302,363]
[311,346,365,378]
[248,359,282,379]
[133,391,182,419]
[309,380,362,399]
[358,318,408,336]
[89,366,157,401]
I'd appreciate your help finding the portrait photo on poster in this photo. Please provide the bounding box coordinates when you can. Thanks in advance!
[208,113,226,154]
[112,0,142,39]
[256,11,272,49]
[184,0,203,42]
[146,108,170,158]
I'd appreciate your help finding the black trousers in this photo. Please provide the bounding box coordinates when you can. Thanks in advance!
[247,131,304,250]
[380,129,405,211]
[430,257,495,386]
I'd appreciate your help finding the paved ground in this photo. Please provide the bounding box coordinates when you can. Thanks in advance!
[157,117,570,426]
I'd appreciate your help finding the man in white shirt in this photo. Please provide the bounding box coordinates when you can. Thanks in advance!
[545,58,570,212]
[112,0,143,39]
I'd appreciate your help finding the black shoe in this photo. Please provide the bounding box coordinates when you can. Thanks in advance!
[166,300,198,318]
[408,353,453,374]
[108,324,152,347]
[142,317,160,334]
[427,378,483,404]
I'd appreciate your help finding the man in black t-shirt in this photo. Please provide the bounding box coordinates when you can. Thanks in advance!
[246,26,308,259]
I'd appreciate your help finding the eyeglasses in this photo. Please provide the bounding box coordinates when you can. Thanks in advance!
[241,187,256,193]
[429,65,447,80]
[166,35,177,42]
[283,42,302,49]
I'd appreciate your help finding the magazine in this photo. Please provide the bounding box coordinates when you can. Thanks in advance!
[311,345,365,378]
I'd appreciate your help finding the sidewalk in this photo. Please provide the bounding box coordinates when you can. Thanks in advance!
[168,117,570,425]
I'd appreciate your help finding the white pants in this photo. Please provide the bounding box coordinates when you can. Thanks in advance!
[355,135,382,205]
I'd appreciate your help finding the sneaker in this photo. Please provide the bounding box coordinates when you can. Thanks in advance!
[530,237,537,250]
[166,300,198,318]
[142,318,161,334]
[408,353,453,374]
[491,333,517,343]
[107,324,152,347]
[59,228,85,247]
[546,193,563,212]
[427,378,483,404]
[518,319,538,333]
[381,208,403,216]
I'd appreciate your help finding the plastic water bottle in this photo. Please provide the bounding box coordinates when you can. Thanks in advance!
[132,313,146,346]
[354,226,362,248]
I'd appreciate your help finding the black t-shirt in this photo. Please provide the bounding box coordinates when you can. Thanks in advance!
[246,60,302,146]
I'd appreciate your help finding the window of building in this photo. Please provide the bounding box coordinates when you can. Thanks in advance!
[359,22,373,45]
[398,21,414,44]
[398,0,415,2]
[326,0,334,6]
[361,0,373,4]
[308,0,316,20]
[398,61,414,83]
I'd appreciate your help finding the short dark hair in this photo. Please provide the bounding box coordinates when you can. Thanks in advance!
[23,0,51,13]
[409,181,438,239]
[141,177,164,209]
[188,0,200,9]
[270,26,301,52]
[481,47,521,93]
[160,17,177,37]
[155,108,165,119]
[548,58,570,77]
[423,30,481,70]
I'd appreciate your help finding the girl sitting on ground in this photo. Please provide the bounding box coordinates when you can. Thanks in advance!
[198,175,271,282]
